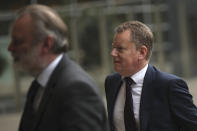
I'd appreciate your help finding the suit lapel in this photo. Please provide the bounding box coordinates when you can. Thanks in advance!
[140,65,155,131]
[32,54,66,130]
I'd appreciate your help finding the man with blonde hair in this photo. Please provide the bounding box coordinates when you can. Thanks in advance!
[105,21,197,131]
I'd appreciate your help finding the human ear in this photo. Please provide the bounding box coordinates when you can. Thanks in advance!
[138,45,148,60]
[42,35,54,53]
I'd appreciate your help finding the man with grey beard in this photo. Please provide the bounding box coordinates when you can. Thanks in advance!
[8,4,109,131]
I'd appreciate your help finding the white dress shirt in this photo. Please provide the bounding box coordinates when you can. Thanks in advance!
[33,54,63,110]
[113,64,148,131]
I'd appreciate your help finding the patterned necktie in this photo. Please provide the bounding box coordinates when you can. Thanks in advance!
[124,77,138,131]
[19,80,40,131]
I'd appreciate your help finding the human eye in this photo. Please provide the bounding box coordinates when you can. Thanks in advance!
[115,47,123,52]
[117,46,127,53]
[12,37,23,46]
[112,42,126,53]
[112,46,125,53]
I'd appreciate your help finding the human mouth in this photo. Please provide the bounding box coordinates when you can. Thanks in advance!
[11,54,19,62]
[113,60,120,64]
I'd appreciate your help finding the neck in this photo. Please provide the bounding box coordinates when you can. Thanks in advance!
[32,53,61,77]
[123,60,148,77]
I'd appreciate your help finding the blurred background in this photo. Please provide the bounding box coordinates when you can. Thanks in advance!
[0,0,197,130]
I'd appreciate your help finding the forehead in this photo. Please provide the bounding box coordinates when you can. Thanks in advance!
[113,30,131,47]
[12,15,32,36]
[113,30,131,43]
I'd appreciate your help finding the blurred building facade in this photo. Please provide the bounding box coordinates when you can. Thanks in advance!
[0,0,197,114]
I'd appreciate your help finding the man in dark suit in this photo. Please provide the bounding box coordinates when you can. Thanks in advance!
[105,21,197,131]
[8,4,109,131]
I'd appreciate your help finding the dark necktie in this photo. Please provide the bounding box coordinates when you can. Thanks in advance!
[124,77,138,131]
[19,80,40,131]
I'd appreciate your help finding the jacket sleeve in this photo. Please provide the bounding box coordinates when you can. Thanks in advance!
[169,78,197,131]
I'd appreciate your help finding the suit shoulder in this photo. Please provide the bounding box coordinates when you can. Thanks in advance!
[105,72,122,92]
[150,65,187,88]
[54,60,102,98]
[151,65,182,81]
[54,56,98,91]
[105,72,121,82]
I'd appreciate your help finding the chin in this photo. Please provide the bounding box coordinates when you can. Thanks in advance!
[114,67,122,73]
[13,65,27,74]
[13,62,30,74]
[114,68,128,77]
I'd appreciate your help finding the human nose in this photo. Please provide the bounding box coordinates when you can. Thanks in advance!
[8,42,14,52]
[111,48,118,57]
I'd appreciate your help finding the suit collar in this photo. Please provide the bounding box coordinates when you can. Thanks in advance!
[37,54,63,87]
[131,64,148,85]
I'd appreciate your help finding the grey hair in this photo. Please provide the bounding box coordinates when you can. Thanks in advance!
[16,4,68,54]
[115,21,153,60]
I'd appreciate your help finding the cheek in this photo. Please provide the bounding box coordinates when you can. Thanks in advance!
[20,48,31,57]
[14,46,28,55]
[124,54,137,66]
[118,57,129,69]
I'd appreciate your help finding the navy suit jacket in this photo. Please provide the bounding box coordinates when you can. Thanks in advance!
[19,54,109,131]
[105,64,197,131]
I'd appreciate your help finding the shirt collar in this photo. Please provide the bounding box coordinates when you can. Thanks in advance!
[131,64,148,84]
[36,54,63,87]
